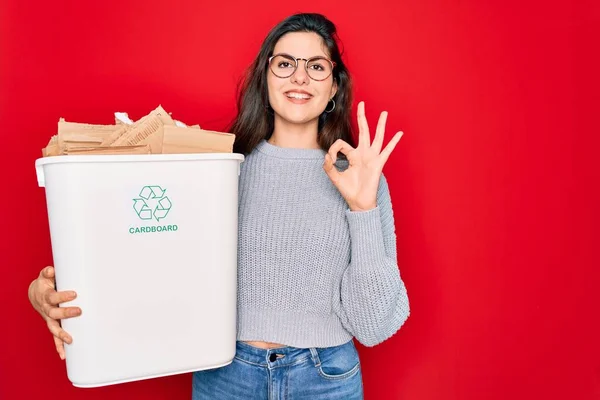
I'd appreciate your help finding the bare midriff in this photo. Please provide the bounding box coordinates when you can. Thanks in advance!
[244,341,287,349]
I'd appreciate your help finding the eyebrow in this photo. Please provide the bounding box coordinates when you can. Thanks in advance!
[273,52,329,59]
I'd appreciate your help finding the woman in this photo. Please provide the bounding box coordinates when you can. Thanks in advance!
[28,13,410,399]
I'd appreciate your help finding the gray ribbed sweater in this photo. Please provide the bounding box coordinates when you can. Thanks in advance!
[236,139,410,348]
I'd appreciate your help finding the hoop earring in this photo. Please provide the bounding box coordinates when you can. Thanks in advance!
[325,99,336,113]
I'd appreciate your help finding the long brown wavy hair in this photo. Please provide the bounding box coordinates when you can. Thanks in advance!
[227,13,356,156]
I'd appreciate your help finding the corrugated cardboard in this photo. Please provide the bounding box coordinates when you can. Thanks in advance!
[162,125,235,154]
[41,105,235,156]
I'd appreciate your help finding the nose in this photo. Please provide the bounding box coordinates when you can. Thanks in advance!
[291,59,309,85]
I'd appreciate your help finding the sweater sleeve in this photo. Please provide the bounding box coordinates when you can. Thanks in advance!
[335,173,410,347]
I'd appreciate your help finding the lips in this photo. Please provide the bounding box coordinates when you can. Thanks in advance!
[284,90,313,100]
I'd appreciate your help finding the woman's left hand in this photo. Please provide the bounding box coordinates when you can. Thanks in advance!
[323,101,403,212]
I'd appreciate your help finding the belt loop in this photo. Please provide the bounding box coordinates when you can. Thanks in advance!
[309,348,321,367]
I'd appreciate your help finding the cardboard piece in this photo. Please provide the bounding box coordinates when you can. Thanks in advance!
[43,136,60,157]
[41,105,235,156]
[162,126,235,154]
[57,119,119,154]
[65,145,151,155]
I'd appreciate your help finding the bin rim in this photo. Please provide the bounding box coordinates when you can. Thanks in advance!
[35,152,245,167]
[35,153,245,188]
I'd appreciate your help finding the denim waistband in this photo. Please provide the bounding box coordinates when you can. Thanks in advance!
[235,341,325,368]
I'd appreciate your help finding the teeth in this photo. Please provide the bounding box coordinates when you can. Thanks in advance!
[286,92,311,99]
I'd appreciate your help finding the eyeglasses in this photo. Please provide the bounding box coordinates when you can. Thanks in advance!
[268,53,336,81]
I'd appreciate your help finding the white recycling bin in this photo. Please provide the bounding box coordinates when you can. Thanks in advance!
[35,152,245,388]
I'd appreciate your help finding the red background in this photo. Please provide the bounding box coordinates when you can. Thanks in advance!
[1,1,599,399]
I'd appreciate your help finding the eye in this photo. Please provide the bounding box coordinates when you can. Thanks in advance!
[309,63,325,71]
[278,61,294,68]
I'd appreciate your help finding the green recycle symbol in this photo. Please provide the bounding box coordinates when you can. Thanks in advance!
[133,186,172,221]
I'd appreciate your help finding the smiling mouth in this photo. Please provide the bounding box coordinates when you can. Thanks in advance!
[285,92,313,100]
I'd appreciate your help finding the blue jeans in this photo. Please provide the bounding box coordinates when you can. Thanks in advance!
[192,339,364,399]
